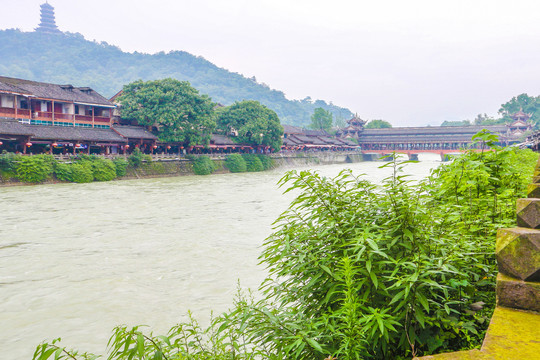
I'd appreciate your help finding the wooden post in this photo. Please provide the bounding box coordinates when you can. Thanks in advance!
[92,107,95,128]
[51,100,55,123]
[14,95,18,119]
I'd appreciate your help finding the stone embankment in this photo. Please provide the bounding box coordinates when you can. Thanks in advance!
[415,158,540,359]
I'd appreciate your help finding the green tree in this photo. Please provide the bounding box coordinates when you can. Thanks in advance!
[441,120,471,127]
[217,100,283,151]
[118,78,216,145]
[309,107,333,131]
[365,119,392,128]
[499,93,540,127]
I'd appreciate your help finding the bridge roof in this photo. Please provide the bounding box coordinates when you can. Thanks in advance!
[357,125,509,143]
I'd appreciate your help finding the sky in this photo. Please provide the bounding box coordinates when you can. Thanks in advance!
[2,0,540,127]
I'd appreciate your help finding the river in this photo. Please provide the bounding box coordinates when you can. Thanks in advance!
[0,154,442,359]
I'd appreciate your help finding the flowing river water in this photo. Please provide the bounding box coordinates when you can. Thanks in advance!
[1,154,443,359]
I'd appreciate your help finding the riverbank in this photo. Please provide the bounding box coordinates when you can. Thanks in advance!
[0,151,368,186]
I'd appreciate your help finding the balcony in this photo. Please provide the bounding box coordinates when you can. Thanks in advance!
[0,106,111,127]
[75,114,111,125]
[0,106,31,118]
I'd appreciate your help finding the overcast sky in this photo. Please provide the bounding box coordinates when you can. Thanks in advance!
[3,0,540,126]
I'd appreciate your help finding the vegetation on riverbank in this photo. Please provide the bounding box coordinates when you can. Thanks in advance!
[0,150,278,184]
[31,134,538,359]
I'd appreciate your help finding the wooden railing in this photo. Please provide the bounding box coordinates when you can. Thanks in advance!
[0,107,111,126]
[0,107,31,118]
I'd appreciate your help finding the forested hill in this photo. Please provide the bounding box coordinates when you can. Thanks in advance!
[0,29,353,126]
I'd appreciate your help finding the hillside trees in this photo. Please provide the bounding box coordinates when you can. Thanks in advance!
[0,29,353,126]
[365,119,392,128]
[498,93,540,127]
[118,78,216,145]
[217,100,284,151]
[309,107,333,131]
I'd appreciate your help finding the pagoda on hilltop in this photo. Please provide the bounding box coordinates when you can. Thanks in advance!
[35,2,62,34]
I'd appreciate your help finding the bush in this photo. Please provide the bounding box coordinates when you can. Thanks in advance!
[128,148,143,168]
[242,154,264,172]
[0,151,19,173]
[54,162,73,182]
[15,155,54,183]
[257,154,274,170]
[91,158,117,181]
[112,158,128,177]
[225,153,247,173]
[191,155,216,175]
[70,163,94,183]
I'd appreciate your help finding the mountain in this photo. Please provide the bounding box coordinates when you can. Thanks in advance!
[0,29,353,126]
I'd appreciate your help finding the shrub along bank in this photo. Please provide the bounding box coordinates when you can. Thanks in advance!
[0,150,277,184]
[31,139,538,360]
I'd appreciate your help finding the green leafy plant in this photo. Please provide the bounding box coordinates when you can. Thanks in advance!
[0,150,19,173]
[15,155,54,183]
[70,163,94,183]
[225,153,247,173]
[257,154,274,170]
[53,162,73,182]
[31,140,537,360]
[128,148,144,168]
[242,154,264,172]
[112,158,128,177]
[191,155,217,175]
[90,158,117,181]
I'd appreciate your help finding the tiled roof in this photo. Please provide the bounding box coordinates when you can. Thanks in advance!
[282,124,303,134]
[113,126,158,140]
[24,124,127,142]
[360,125,506,136]
[0,76,115,107]
[210,134,236,145]
[303,129,329,137]
[0,119,35,136]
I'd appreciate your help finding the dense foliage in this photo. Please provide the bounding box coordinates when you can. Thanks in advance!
[217,100,284,151]
[119,79,216,145]
[498,93,540,128]
[309,107,333,131]
[225,154,247,173]
[15,155,54,183]
[31,140,538,360]
[242,154,264,172]
[257,154,275,170]
[190,155,217,175]
[0,29,353,126]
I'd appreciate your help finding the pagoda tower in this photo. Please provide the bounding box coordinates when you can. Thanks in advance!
[35,2,62,34]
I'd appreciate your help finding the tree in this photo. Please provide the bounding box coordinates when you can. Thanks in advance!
[365,119,392,128]
[499,93,540,127]
[217,100,283,151]
[309,107,333,131]
[118,78,216,145]
[471,113,505,126]
[441,120,471,127]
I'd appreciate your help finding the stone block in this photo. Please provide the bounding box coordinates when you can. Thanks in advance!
[527,183,540,198]
[496,273,540,312]
[496,228,540,281]
[516,198,540,228]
